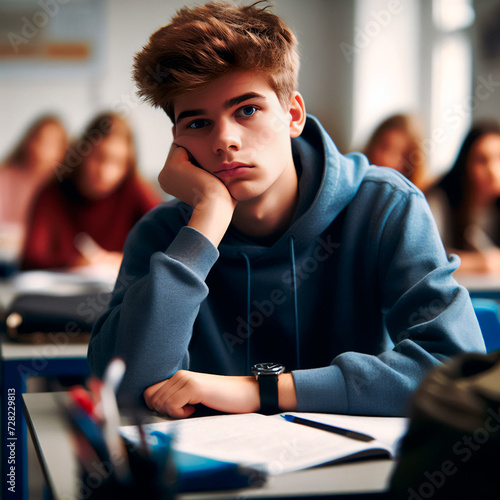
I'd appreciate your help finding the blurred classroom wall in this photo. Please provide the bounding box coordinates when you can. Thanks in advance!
[0,0,499,182]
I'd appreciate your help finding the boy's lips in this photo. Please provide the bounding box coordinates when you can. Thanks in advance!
[213,162,254,178]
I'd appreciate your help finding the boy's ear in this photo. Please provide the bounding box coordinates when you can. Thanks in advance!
[288,92,306,138]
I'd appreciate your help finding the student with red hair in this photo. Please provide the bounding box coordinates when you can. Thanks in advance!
[22,112,162,273]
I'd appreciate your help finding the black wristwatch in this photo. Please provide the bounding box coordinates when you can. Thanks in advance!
[251,362,285,415]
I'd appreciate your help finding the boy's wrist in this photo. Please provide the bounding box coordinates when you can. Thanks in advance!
[188,195,236,247]
[278,373,298,411]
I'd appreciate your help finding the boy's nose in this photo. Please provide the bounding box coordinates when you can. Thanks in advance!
[212,120,242,154]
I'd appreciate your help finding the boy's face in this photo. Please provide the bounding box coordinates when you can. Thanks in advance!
[172,71,305,204]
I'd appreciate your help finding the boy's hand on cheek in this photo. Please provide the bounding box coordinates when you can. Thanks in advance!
[159,144,237,247]
[159,144,234,210]
[143,371,260,419]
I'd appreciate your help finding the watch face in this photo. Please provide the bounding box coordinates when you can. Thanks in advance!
[251,362,285,376]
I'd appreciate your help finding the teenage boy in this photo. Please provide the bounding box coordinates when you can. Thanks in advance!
[88,1,485,417]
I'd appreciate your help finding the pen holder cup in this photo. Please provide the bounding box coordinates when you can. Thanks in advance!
[80,432,177,500]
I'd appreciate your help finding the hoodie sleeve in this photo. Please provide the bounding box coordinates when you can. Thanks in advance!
[87,213,219,406]
[292,186,486,416]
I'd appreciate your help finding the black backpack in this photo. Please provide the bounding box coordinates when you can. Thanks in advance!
[390,350,500,500]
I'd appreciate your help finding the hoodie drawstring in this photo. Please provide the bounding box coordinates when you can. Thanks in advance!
[239,251,252,375]
[239,238,301,374]
[288,236,301,370]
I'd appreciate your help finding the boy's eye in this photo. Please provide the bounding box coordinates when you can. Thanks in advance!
[187,119,211,129]
[236,105,257,118]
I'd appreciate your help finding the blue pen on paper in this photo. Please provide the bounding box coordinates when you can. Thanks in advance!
[281,415,375,442]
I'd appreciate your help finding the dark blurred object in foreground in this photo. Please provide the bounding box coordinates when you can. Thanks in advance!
[390,350,500,500]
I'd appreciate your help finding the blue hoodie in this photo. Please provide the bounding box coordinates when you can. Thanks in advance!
[88,115,485,416]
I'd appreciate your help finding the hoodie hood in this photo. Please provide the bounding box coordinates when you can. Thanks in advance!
[218,114,368,260]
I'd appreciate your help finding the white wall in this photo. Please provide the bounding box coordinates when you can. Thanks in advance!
[350,0,421,150]
[274,0,356,152]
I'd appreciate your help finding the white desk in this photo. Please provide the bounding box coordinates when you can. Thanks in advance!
[23,392,396,499]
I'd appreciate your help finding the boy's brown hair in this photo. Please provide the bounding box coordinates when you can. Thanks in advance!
[133,1,299,122]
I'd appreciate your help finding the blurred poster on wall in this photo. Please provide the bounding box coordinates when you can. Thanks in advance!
[0,0,105,78]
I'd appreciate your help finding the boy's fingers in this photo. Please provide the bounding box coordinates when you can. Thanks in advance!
[164,404,195,419]
[166,143,189,165]
[143,379,168,408]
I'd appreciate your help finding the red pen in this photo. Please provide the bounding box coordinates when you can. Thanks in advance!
[69,385,96,418]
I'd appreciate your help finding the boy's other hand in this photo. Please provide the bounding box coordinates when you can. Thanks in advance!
[143,370,260,418]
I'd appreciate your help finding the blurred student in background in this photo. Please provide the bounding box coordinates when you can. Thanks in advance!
[0,115,67,274]
[363,113,430,191]
[21,112,162,274]
[426,120,500,273]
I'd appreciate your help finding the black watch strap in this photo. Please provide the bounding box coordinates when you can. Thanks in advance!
[258,374,280,415]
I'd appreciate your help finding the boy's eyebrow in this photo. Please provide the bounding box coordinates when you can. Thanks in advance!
[224,92,265,109]
[176,109,206,125]
[175,93,265,125]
